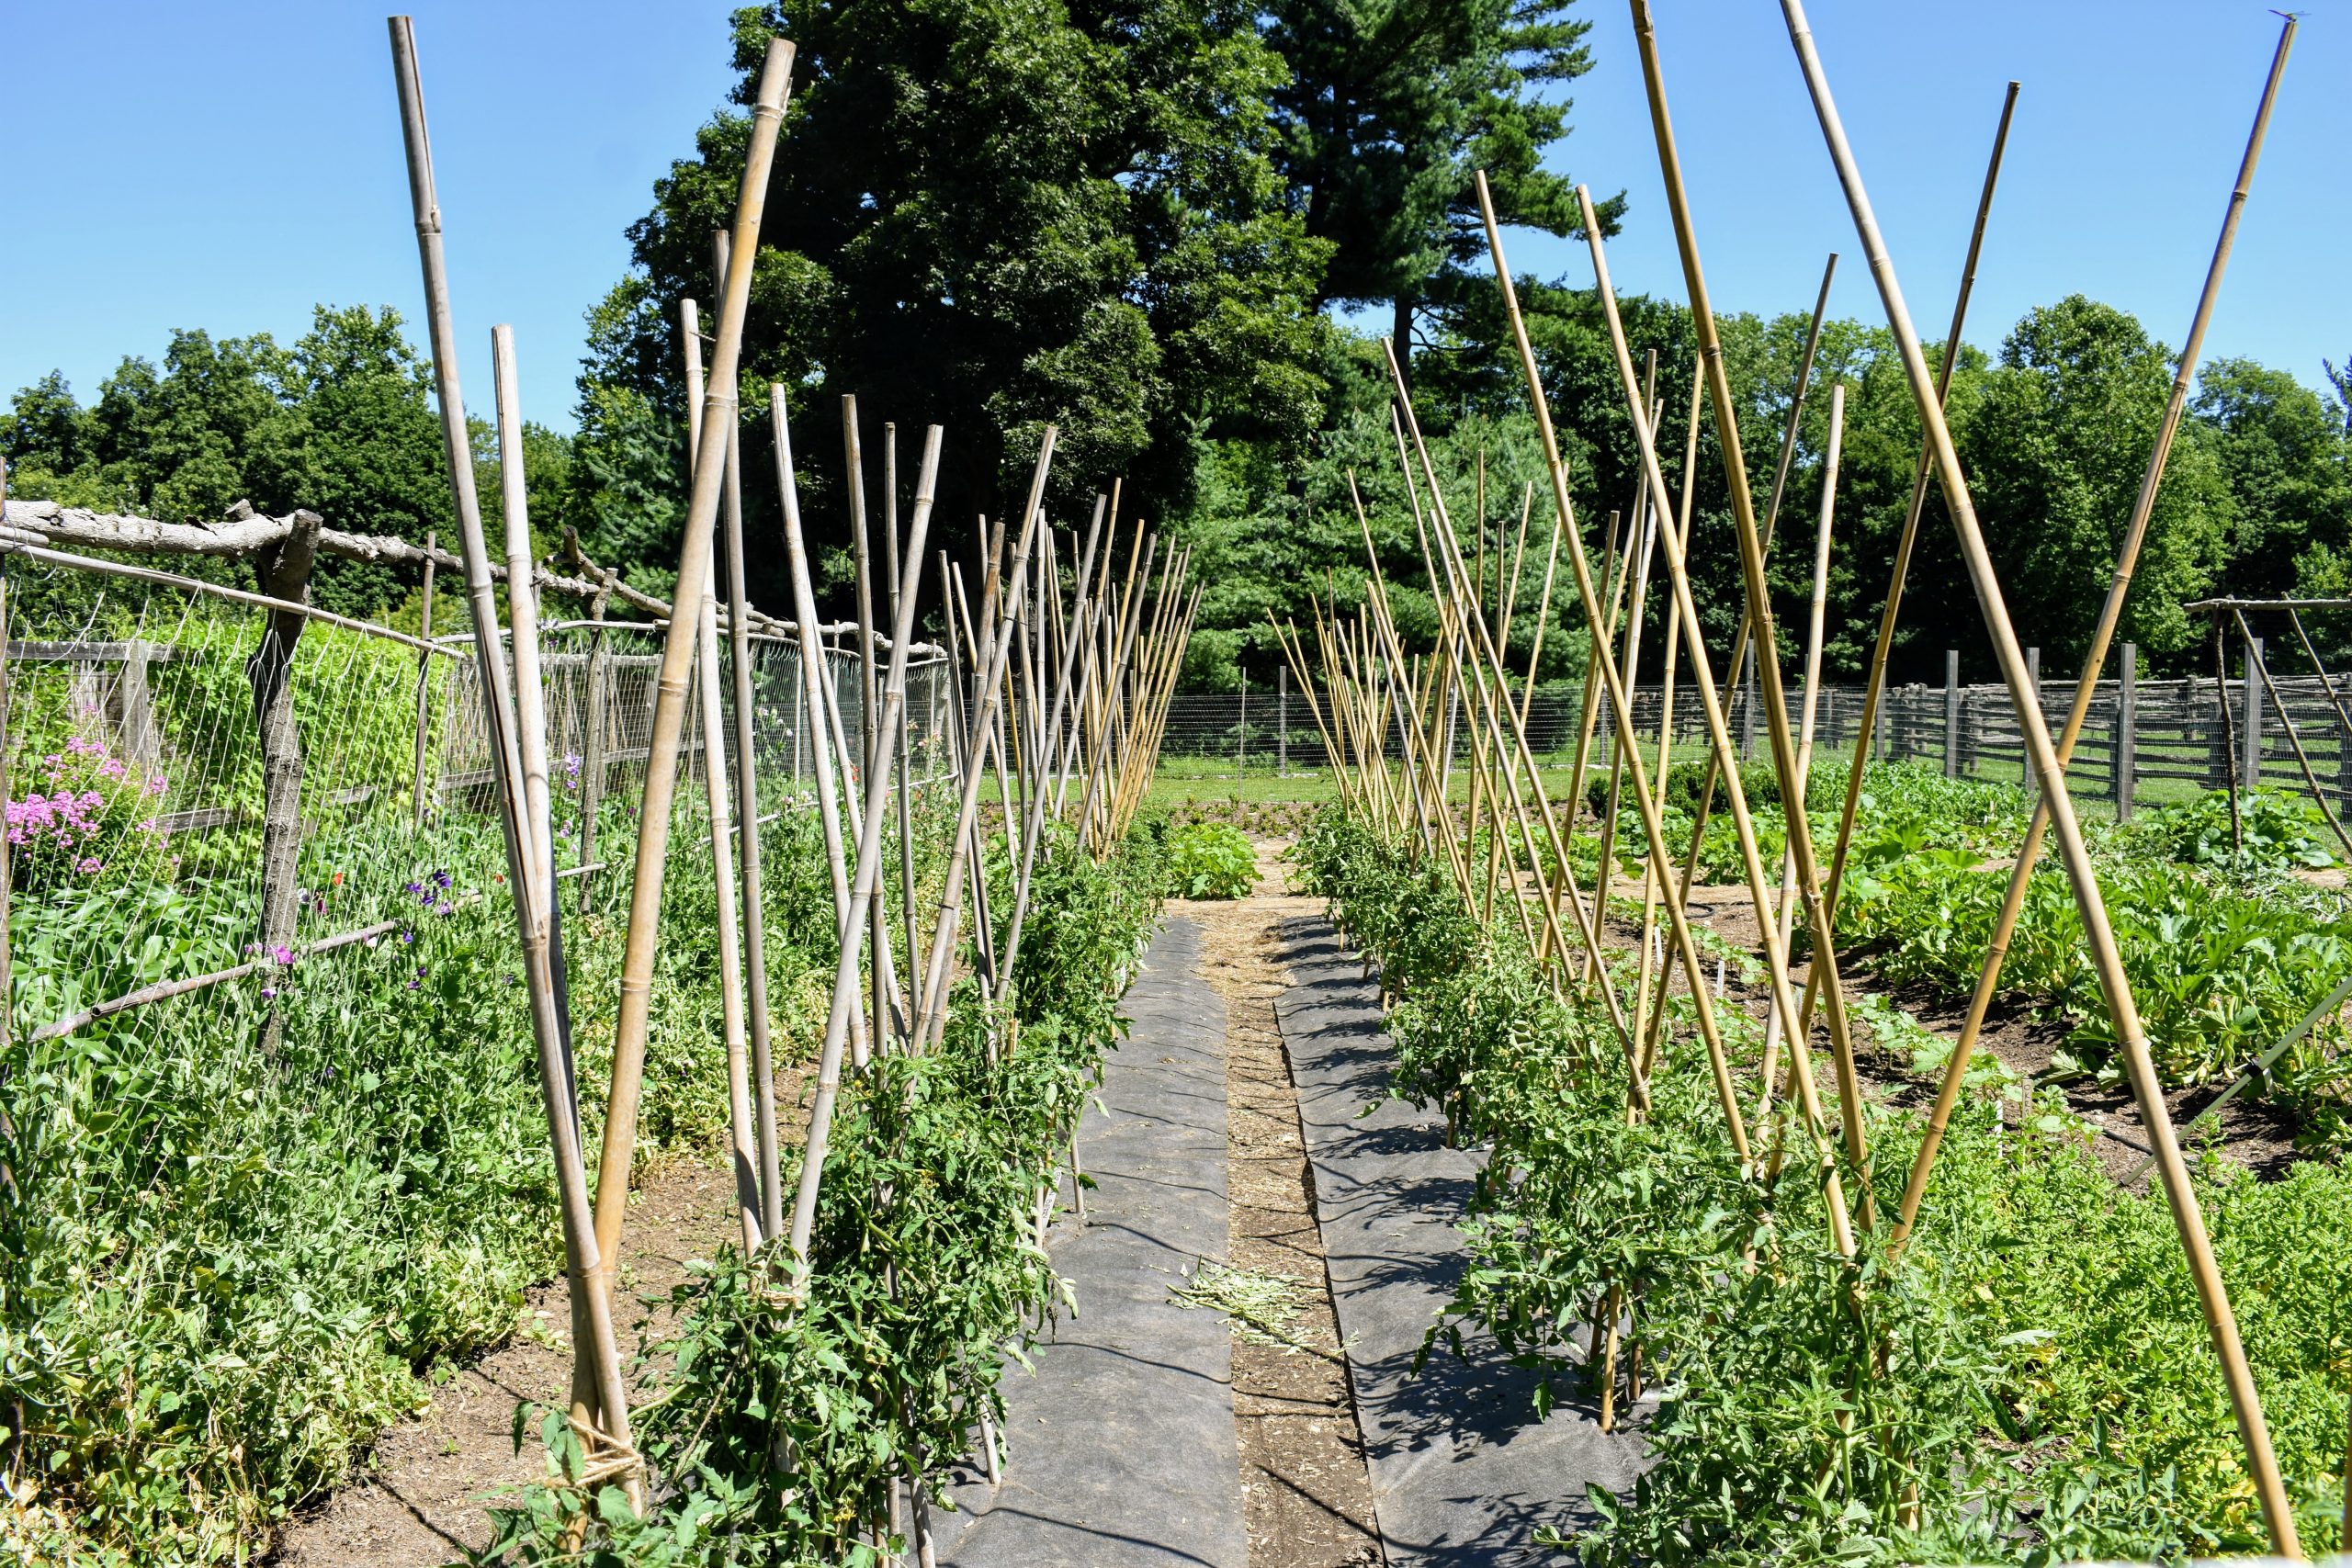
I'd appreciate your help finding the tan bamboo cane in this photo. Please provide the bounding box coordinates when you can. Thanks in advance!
[1892,20,2296,1245]
[1075,530,1150,852]
[786,428,943,1282]
[1517,483,1564,730]
[390,18,638,1482]
[1475,190,1795,1199]
[1097,545,1168,847]
[843,398,899,1055]
[768,388,876,1076]
[1273,619,1348,809]
[1588,371,1674,983]
[1587,40,1883,1208]
[674,303,761,1258]
[1351,520,1476,892]
[1634,245,1852,1051]
[1075,536,1160,853]
[589,39,793,1325]
[944,561,1008,992]
[1632,370,1708,1091]
[1756,383,1844,1127]
[1123,573,1197,838]
[1481,481,1541,913]
[1383,362,1647,1086]
[1381,457,1552,949]
[1111,552,1184,839]
[1788,83,2018,1042]
[913,440,1056,1054]
[1777,0,2299,1546]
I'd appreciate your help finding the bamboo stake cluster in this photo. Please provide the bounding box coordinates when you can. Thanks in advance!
[1282,5,2308,1546]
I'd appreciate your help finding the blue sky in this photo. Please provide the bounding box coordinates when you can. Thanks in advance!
[3,2,2345,436]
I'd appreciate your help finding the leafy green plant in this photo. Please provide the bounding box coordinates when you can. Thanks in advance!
[2131,788,2337,874]
[1159,818,1257,899]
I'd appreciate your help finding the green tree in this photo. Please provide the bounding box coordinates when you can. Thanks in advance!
[2192,356,2352,606]
[581,0,1333,606]
[1955,296,2229,671]
[1261,0,1620,384]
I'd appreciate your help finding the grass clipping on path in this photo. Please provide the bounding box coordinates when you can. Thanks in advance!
[1173,1260,1316,1354]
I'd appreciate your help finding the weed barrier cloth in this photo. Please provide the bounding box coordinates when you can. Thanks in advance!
[1294,801,2351,1564]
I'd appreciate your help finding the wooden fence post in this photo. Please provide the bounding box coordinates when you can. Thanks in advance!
[1740,658,1758,759]
[248,510,322,956]
[1943,650,1960,779]
[2243,634,2264,790]
[578,576,614,913]
[1238,671,1248,775]
[2116,642,2138,821]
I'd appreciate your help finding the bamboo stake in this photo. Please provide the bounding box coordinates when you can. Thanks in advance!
[1475,189,1786,1195]
[913,438,1057,1055]
[844,397,899,1055]
[1757,383,1843,1123]
[787,427,943,1281]
[2239,608,2352,859]
[675,306,762,1258]
[390,17,637,1486]
[883,425,922,1012]
[590,39,795,1336]
[768,389,873,1069]
[1776,1,2299,1545]
[714,244,783,1239]
[996,500,1109,996]
[1598,27,1882,1210]
[1891,20,2294,1246]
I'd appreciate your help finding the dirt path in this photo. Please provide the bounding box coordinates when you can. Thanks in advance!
[267,1156,737,1566]
[1172,836,1383,1568]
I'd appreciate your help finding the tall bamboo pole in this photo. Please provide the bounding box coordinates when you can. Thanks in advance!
[844,397,897,1054]
[390,17,637,1484]
[769,389,872,1071]
[1891,16,2297,1246]
[677,300,761,1258]
[1757,382,1843,1122]
[701,234,784,1237]
[1476,190,1814,1209]
[590,39,794,1313]
[913,438,1057,1054]
[1775,1,2297,1546]
[883,425,922,1012]
[1600,27,1882,1212]
[786,427,942,1280]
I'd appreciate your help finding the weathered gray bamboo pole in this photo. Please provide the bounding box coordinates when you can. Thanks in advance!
[786,427,942,1283]
[1775,0,2298,1545]
[883,424,922,1013]
[995,499,1109,999]
[678,299,762,1258]
[769,388,872,1069]
[844,397,895,1053]
[410,528,437,829]
[389,15,636,1485]
[709,235,784,1238]
[2238,608,2352,858]
[912,438,1057,1054]
[590,36,795,1325]
[492,330,556,907]
[1893,17,2296,1244]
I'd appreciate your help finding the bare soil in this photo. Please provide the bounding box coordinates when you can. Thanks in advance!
[266,1156,739,1567]
[1620,874,2310,1189]
[1172,833,1384,1568]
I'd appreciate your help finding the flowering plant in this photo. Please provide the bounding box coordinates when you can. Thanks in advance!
[6,733,168,887]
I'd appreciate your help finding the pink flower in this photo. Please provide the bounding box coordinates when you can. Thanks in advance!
[75,856,101,874]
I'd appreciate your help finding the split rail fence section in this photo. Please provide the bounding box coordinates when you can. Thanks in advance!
[1156,646,2352,819]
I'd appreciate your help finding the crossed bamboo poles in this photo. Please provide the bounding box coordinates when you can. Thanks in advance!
[1291,3,2303,1549]
[387,18,1193,1536]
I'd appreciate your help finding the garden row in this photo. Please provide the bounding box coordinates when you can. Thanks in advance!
[1299,789,2352,1563]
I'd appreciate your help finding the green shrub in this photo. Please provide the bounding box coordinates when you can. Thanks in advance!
[1161,819,1257,899]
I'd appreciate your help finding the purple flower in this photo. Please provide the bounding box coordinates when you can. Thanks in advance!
[433,870,453,889]
[146,777,168,797]
[402,880,424,896]
[261,986,278,999]
[75,856,102,874]
[406,978,421,990]
[270,945,296,966]
[433,900,452,917]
